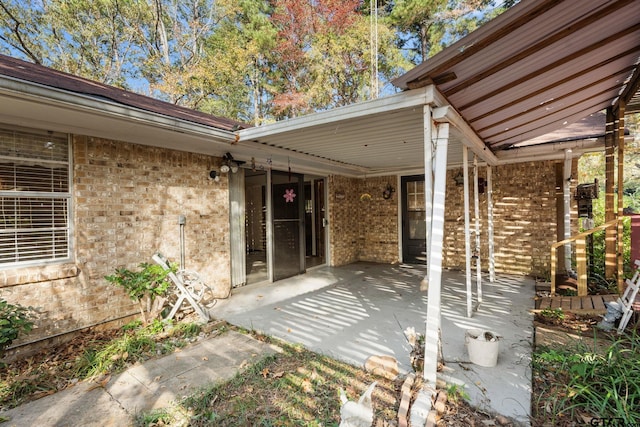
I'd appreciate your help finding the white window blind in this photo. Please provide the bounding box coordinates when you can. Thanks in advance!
[0,127,71,266]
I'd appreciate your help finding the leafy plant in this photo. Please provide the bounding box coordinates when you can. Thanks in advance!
[539,308,565,325]
[534,332,640,425]
[446,383,470,404]
[105,262,174,324]
[0,298,34,359]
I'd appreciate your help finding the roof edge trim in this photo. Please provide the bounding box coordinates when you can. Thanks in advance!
[0,75,235,142]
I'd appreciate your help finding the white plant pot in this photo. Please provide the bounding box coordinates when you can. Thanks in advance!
[465,328,500,367]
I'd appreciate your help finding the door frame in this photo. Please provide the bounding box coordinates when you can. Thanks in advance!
[401,174,427,264]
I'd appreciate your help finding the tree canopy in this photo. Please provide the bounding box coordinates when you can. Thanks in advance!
[0,0,512,124]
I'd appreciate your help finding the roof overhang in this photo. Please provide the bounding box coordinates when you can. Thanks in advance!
[237,86,498,177]
[0,74,237,156]
[392,0,640,150]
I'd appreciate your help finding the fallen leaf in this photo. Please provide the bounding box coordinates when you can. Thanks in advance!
[262,368,270,378]
[272,371,285,378]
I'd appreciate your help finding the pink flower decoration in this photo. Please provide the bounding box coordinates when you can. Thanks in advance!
[283,188,296,203]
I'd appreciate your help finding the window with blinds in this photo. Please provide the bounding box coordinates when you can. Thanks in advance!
[0,127,71,266]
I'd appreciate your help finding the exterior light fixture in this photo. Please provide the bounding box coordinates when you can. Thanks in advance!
[221,152,245,174]
[209,170,220,182]
[453,171,465,186]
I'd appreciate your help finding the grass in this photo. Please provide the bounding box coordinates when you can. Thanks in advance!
[2,320,508,425]
[533,330,640,426]
[0,319,207,410]
[134,338,400,426]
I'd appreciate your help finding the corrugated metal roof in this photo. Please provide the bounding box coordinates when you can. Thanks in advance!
[393,0,640,150]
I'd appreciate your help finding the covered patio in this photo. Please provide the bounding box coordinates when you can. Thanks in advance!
[210,263,535,424]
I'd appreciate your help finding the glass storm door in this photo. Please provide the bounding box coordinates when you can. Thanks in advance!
[271,171,305,280]
[402,175,427,264]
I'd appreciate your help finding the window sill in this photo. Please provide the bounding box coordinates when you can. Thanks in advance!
[0,264,80,287]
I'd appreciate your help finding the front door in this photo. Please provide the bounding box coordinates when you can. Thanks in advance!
[271,170,305,280]
[402,175,427,264]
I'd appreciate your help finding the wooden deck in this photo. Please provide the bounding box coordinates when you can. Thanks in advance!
[534,294,618,314]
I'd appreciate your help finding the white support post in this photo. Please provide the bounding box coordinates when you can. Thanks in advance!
[423,105,434,284]
[423,122,449,385]
[463,146,473,318]
[563,149,573,273]
[473,156,482,306]
[487,166,495,283]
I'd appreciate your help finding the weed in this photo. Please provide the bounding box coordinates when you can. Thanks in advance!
[133,408,175,427]
[446,383,470,404]
[539,307,565,321]
[533,331,640,425]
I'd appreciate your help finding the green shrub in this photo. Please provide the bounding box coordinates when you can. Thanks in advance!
[105,262,173,324]
[0,299,34,358]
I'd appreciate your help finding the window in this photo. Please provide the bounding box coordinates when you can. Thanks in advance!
[0,127,71,267]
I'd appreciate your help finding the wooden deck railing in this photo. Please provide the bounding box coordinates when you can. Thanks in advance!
[550,219,620,296]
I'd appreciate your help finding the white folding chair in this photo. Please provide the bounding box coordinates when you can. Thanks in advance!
[152,253,210,322]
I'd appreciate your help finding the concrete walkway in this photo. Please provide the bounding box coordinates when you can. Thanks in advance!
[0,330,280,427]
[212,262,535,425]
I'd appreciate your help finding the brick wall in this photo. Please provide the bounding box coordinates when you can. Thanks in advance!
[329,160,570,277]
[328,175,399,265]
[443,161,564,277]
[2,136,230,353]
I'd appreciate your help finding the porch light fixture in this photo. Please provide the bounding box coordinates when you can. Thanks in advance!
[221,152,244,174]
[453,171,465,186]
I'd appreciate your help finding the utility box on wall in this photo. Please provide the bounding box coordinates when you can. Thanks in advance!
[576,180,599,218]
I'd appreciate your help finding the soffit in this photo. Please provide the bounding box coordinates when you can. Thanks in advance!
[236,88,483,176]
[393,0,640,150]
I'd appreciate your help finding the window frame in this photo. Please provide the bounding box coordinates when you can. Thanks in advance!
[0,126,73,269]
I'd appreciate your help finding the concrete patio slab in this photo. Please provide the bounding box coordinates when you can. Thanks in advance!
[211,262,535,425]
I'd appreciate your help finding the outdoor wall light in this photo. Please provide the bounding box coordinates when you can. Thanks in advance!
[209,170,220,182]
[221,152,244,174]
[453,171,465,186]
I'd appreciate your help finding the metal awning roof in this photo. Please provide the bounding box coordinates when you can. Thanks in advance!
[393,0,640,149]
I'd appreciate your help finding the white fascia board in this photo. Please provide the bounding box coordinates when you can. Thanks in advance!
[0,76,234,143]
[494,137,604,164]
[432,104,499,166]
[238,86,438,141]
